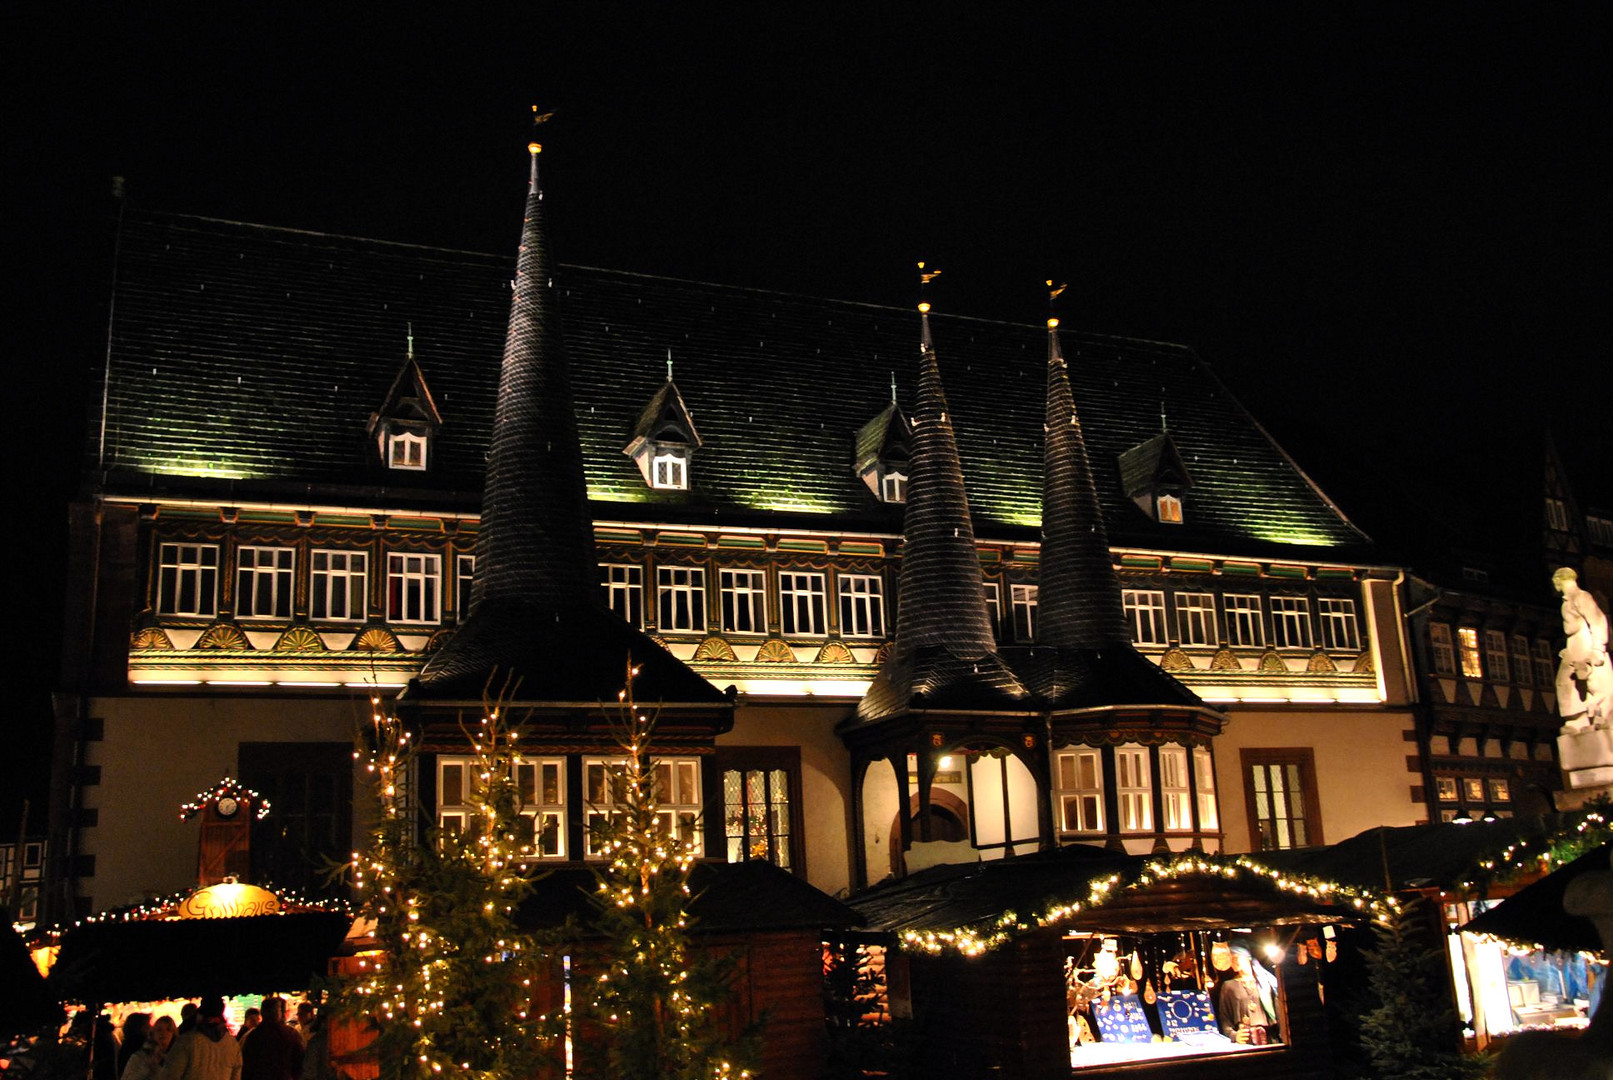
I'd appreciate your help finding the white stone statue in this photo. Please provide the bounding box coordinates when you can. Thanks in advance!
[1555,567,1612,728]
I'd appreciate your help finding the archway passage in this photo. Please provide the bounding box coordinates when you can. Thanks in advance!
[889,791,970,878]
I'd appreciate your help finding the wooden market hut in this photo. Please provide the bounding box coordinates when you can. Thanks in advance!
[843,845,1378,1079]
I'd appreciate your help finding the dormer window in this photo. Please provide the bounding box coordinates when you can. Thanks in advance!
[1118,432,1194,524]
[625,363,702,493]
[881,471,908,504]
[388,431,428,471]
[854,396,912,505]
[368,330,443,475]
[651,450,688,490]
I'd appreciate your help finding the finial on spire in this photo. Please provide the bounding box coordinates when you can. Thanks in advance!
[917,261,941,314]
[666,348,674,382]
[890,371,898,403]
[529,106,556,155]
[1046,279,1067,330]
[406,322,414,361]
[1160,392,1168,433]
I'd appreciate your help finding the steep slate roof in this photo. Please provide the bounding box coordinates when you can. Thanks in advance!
[855,307,1029,723]
[94,210,1366,557]
[1118,432,1192,498]
[851,401,909,477]
[409,148,724,707]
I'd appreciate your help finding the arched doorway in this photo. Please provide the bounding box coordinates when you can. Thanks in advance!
[889,788,970,878]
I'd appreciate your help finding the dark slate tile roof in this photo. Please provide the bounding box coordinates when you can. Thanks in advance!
[1118,432,1191,498]
[852,402,908,476]
[1003,645,1208,713]
[95,211,1367,556]
[854,647,1032,726]
[516,860,862,934]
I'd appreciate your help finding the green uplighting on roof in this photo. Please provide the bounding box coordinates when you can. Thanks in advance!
[150,459,256,481]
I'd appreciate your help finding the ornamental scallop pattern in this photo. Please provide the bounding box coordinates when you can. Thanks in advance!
[693,636,738,662]
[1306,649,1338,674]
[197,623,250,651]
[352,627,401,653]
[874,641,896,664]
[1159,647,1193,672]
[1209,649,1242,672]
[1352,651,1375,675]
[1258,649,1288,673]
[273,626,324,653]
[424,629,453,653]
[815,641,855,664]
[755,639,796,663]
[130,626,174,651]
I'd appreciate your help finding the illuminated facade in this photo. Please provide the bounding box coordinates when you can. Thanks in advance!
[50,166,1429,933]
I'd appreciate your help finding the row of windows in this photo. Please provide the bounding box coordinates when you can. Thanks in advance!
[603,564,888,637]
[1051,745,1218,836]
[158,543,473,623]
[1427,624,1555,686]
[1116,589,1361,651]
[436,755,794,869]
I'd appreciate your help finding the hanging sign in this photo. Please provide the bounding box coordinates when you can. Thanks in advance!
[177,882,282,919]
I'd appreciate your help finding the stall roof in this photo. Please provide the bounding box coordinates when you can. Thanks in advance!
[1252,818,1544,893]
[1463,843,1610,956]
[517,860,863,935]
[847,847,1381,946]
[48,912,352,1004]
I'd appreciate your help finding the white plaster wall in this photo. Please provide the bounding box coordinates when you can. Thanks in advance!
[967,754,1041,859]
[80,693,369,911]
[721,702,855,898]
[1212,706,1419,855]
[860,757,899,888]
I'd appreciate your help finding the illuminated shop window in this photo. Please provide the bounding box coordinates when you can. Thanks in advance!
[719,755,798,870]
[720,569,766,634]
[601,564,644,628]
[1123,590,1168,645]
[158,542,220,617]
[1175,593,1217,647]
[311,550,367,621]
[1457,627,1483,679]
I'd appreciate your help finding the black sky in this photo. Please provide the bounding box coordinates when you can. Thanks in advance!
[6,6,1610,835]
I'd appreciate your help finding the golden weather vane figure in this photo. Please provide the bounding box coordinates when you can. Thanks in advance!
[529,106,557,154]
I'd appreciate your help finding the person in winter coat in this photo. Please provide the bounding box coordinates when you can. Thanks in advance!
[161,997,241,1080]
[118,1013,153,1079]
[121,1015,176,1080]
[240,997,303,1080]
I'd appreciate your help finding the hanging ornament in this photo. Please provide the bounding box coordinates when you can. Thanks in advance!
[1308,939,1323,961]
[1211,940,1233,971]
[1130,951,1143,981]
[1297,943,1308,965]
[1326,940,1338,963]
[1143,978,1157,1005]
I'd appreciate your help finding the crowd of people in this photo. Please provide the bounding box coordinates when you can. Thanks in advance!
[94,998,331,1080]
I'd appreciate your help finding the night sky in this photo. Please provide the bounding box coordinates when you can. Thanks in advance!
[7,7,1610,836]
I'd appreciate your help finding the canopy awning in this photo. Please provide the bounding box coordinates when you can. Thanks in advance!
[48,911,352,1003]
[1462,843,1610,956]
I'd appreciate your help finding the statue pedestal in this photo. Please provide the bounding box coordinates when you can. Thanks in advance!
[1558,724,1613,800]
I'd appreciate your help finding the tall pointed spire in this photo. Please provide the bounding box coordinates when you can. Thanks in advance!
[1036,288,1130,648]
[894,267,997,656]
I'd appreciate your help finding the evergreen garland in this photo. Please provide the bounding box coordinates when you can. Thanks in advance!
[335,682,562,1080]
[578,660,757,1080]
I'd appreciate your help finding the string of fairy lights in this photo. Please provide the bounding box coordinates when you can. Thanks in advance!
[1456,807,1610,894]
[178,776,273,821]
[899,854,1400,958]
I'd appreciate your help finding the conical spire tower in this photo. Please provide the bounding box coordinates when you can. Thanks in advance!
[1035,306,1130,648]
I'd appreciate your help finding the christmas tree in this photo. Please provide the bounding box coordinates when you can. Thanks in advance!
[1358,901,1486,1080]
[337,680,562,1080]
[578,660,757,1080]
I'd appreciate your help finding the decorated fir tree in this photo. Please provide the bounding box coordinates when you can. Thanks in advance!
[1358,901,1486,1080]
[337,681,562,1080]
[579,660,757,1080]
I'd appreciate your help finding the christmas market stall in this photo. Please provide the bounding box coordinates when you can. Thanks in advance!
[30,777,353,1032]
[1262,815,1612,1049]
[839,844,1388,1079]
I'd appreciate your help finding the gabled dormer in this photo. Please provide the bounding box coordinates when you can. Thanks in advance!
[853,382,912,504]
[367,329,442,472]
[1118,432,1193,524]
[624,358,702,491]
